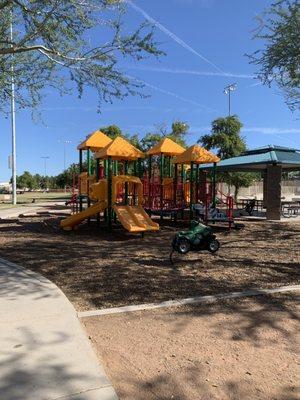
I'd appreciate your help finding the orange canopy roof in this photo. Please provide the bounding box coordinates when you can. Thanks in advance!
[173,145,220,164]
[147,137,185,156]
[94,136,145,160]
[77,130,112,151]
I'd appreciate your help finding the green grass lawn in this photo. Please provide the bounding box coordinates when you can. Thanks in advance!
[0,191,71,208]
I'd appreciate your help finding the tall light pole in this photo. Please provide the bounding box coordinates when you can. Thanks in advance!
[10,8,17,205]
[223,83,237,116]
[58,140,71,170]
[41,156,50,176]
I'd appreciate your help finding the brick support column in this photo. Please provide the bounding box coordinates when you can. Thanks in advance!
[266,165,282,220]
[262,171,268,208]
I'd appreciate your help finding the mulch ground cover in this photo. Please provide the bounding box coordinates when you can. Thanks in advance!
[0,214,299,311]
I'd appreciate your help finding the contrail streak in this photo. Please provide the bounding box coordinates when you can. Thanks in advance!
[125,65,254,79]
[127,74,217,112]
[125,0,225,74]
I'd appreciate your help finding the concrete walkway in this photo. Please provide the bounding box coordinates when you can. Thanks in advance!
[0,201,70,219]
[0,204,46,219]
[0,257,118,400]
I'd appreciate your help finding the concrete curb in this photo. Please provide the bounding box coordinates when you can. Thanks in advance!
[78,285,300,318]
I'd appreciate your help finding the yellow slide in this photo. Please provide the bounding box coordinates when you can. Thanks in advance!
[113,205,159,233]
[60,201,106,231]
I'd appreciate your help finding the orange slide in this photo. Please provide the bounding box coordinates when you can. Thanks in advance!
[113,205,159,233]
[60,201,106,231]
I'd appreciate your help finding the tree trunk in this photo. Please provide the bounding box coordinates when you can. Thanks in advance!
[234,186,239,202]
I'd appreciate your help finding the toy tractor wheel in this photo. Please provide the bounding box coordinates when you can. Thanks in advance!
[177,238,191,254]
[207,238,220,253]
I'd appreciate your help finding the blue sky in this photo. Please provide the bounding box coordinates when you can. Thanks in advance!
[1,0,299,181]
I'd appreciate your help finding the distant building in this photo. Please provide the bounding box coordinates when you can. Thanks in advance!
[0,182,11,192]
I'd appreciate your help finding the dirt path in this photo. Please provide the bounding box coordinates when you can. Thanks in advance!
[0,216,299,311]
[83,293,300,400]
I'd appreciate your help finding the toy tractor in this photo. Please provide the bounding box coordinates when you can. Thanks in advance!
[171,220,220,262]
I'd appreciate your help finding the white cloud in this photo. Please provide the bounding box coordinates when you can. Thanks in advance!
[244,127,300,134]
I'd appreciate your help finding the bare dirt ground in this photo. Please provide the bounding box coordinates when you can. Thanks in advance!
[0,212,299,311]
[0,210,299,399]
[83,294,300,400]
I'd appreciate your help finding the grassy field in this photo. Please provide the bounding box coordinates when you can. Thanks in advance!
[0,192,70,208]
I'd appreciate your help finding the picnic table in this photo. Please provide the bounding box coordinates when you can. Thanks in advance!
[281,200,300,218]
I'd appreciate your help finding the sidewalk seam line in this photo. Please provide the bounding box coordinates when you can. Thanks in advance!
[50,384,114,400]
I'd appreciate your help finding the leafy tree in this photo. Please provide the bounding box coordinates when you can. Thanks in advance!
[0,1,164,113]
[140,120,189,152]
[170,121,189,147]
[249,0,300,111]
[100,124,143,150]
[100,125,123,140]
[55,163,81,188]
[140,132,162,152]
[199,116,256,200]
[16,171,38,190]
[200,116,246,159]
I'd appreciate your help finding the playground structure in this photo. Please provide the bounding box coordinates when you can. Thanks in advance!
[60,129,237,232]
[61,133,159,233]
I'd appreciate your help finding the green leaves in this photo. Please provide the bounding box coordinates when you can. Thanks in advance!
[199,116,245,159]
[249,0,300,111]
[0,0,164,114]
[199,115,256,199]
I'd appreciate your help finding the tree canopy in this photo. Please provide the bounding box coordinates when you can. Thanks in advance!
[141,120,189,152]
[99,124,143,150]
[200,116,246,159]
[199,116,256,199]
[249,0,300,111]
[0,0,163,113]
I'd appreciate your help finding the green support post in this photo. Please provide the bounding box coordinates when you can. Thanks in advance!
[96,158,100,180]
[138,158,143,178]
[79,150,83,212]
[173,163,178,207]
[212,162,217,208]
[87,148,91,176]
[168,156,172,178]
[124,160,128,205]
[189,162,194,223]
[79,150,83,173]
[113,160,118,176]
[195,164,199,203]
[107,157,112,231]
[160,154,164,220]
[148,156,152,208]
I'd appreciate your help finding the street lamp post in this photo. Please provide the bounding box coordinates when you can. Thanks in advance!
[223,83,237,116]
[10,8,17,205]
[58,140,72,170]
[41,156,50,176]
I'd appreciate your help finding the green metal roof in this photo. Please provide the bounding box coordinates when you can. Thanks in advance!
[202,145,300,171]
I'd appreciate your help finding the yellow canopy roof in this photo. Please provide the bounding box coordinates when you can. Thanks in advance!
[77,130,112,151]
[173,145,220,164]
[94,136,145,160]
[147,137,185,156]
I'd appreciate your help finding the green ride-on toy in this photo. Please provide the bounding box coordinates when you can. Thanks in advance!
[170,220,220,263]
